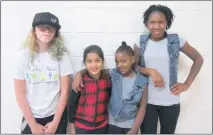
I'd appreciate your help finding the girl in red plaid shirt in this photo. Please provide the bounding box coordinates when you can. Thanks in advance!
[69,45,112,134]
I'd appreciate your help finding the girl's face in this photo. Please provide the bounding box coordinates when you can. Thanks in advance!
[115,52,135,76]
[85,52,103,79]
[147,11,167,40]
[34,24,56,44]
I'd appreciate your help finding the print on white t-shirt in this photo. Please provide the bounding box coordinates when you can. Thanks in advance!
[14,48,73,118]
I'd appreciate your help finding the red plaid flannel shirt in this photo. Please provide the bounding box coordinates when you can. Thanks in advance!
[76,71,111,125]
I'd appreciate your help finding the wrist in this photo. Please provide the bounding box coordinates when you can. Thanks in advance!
[148,68,155,76]
[71,124,75,128]
[130,128,138,134]
[53,118,60,126]
[28,121,37,129]
[184,82,191,87]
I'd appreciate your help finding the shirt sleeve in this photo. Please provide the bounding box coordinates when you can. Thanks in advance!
[14,49,27,80]
[69,89,80,123]
[135,36,140,48]
[59,52,74,77]
[178,35,187,48]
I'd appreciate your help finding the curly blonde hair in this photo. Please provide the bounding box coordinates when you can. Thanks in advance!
[23,28,68,63]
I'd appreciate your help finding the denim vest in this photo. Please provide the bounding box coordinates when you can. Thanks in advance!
[108,68,148,122]
[140,33,180,89]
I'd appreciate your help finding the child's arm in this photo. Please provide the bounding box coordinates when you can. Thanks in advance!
[69,89,81,134]
[171,42,204,95]
[134,44,165,88]
[14,80,46,133]
[72,69,87,92]
[136,65,165,88]
[128,85,148,134]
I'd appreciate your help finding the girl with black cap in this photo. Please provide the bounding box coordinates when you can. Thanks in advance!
[14,12,73,134]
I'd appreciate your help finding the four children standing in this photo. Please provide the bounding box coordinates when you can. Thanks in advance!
[14,4,203,134]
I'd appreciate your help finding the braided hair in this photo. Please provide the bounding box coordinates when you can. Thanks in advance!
[116,41,134,56]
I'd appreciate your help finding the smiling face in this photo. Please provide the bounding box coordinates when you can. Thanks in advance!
[115,51,135,76]
[85,52,103,79]
[147,11,167,41]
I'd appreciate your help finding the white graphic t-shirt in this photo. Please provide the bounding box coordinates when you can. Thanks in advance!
[14,48,73,118]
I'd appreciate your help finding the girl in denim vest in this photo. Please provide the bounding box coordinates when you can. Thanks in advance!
[72,42,148,134]
[107,41,148,134]
[133,4,204,134]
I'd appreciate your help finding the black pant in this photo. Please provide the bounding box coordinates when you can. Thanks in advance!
[75,125,108,134]
[140,103,180,134]
[108,124,131,134]
[21,109,68,134]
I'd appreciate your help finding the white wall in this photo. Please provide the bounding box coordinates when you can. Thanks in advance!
[1,1,212,134]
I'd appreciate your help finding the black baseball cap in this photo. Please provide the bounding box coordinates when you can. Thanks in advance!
[32,12,61,30]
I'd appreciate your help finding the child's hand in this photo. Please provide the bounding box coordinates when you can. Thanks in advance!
[72,72,83,92]
[69,123,75,135]
[127,130,133,134]
[127,128,139,134]
[150,69,165,88]
[127,129,138,134]
[171,82,190,95]
[44,121,58,134]
[30,123,46,134]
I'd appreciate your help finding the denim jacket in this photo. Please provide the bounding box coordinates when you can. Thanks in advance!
[108,68,148,122]
[140,33,180,89]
